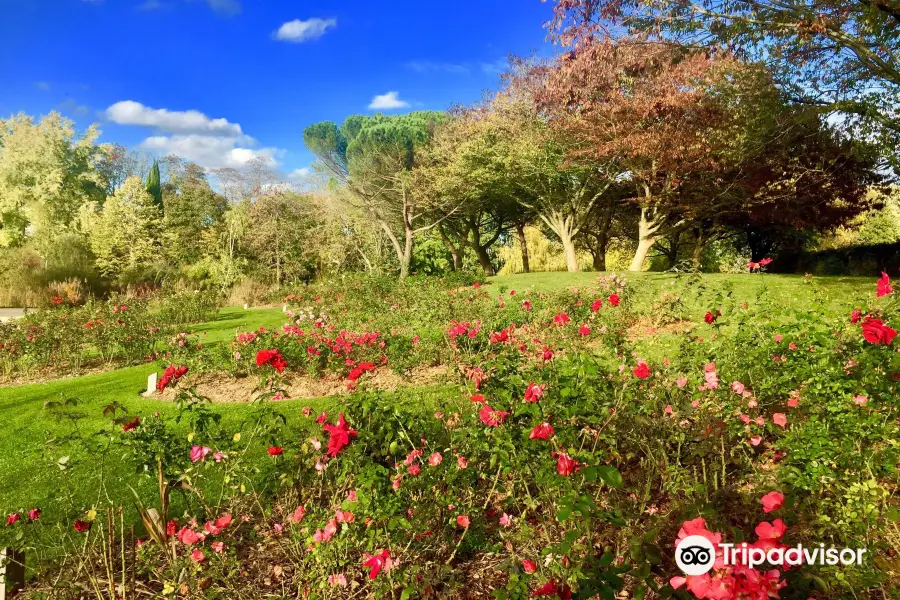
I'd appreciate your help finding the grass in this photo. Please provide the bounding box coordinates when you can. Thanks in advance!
[0,272,874,518]
[0,361,454,527]
[188,305,286,345]
[492,270,872,308]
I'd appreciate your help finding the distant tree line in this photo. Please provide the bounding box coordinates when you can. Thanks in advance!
[2,0,899,302]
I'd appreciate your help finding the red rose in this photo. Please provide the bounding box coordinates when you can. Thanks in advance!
[529,422,554,440]
[861,317,897,345]
[323,413,358,457]
[553,452,579,476]
[633,362,651,379]
[74,519,92,533]
[877,272,893,297]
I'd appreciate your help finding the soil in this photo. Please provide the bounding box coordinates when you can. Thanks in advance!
[625,318,695,341]
[154,365,451,403]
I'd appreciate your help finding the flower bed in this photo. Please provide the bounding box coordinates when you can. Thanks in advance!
[2,273,897,598]
[0,290,220,380]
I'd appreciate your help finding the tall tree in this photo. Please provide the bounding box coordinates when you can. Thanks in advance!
[86,176,162,282]
[304,112,458,278]
[242,191,318,284]
[95,143,151,194]
[548,0,900,164]
[146,160,163,210]
[414,107,529,275]
[0,112,106,248]
[533,39,762,270]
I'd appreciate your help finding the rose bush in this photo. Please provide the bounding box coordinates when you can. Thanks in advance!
[0,291,219,379]
[2,272,897,598]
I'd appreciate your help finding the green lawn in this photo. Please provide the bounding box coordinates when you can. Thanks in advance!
[492,270,871,303]
[0,272,873,519]
[0,361,455,528]
[188,305,286,344]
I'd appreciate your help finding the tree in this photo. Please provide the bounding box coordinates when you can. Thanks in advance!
[95,143,151,194]
[241,192,319,284]
[575,195,639,271]
[162,181,228,266]
[146,160,163,210]
[534,39,773,270]
[434,92,624,271]
[713,111,883,257]
[413,108,529,275]
[0,112,106,248]
[86,176,163,282]
[304,112,458,278]
[547,0,900,164]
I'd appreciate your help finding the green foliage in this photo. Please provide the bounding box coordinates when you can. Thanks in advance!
[0,112,106,248]
[0,272,897,597]
[145,160,162,209]
[87,176,163,282]
[0,290,220,378]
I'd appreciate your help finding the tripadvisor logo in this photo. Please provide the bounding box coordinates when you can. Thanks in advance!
[675,536,867,575]
[675,535,716,575]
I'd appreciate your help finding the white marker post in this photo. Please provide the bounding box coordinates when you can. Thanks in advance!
[0,547,24,599]
[143,372,158,397]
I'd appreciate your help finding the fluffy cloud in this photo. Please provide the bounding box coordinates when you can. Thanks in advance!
[105,101,243,136]
[274,18,337,43]
[368,91,410,110]
[288,167,311,179]
[140,135,281,169]
[107,100,282,170]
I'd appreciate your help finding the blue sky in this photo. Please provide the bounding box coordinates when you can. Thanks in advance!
[0,0,556,180]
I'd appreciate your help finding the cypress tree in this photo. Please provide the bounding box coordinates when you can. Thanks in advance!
[146,160,163,210]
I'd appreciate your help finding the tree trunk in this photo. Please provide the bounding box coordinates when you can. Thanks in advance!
[541,211,580,273]
[515,221,530,273]
[437,224,463,271]
[629,208,660,272]
[691,227,706,268]
[663,231,681,269]
[592,250,606,271]
[474,245,495,276]
[399,226,413,278]
[561,234,579,272]
[629,237,655,272]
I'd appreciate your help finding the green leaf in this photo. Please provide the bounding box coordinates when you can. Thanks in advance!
[596,465,623,488]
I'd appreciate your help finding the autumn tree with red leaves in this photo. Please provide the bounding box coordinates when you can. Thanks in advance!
[530,35,881,270]
[546,0,900,166]
[533,39,749,270]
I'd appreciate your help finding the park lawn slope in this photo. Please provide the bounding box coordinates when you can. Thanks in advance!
[0,364,456,520]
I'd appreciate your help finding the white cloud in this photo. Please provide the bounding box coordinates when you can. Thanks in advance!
[140,134,281,169]
[288,167,311,179]
[406,61,469,75]
[274,18,337,43]
[107,100,283,170]
[105,101,243,137]
[368,91,410,110]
